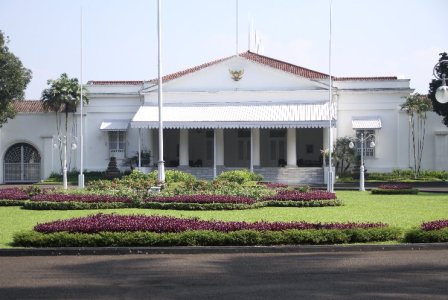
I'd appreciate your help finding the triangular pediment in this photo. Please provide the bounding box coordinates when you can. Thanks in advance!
[146,52,330,92]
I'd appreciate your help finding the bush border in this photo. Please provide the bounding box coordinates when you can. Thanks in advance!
[403,227,448,243]
[0,200,27,206]
[262,199,343,207]
[23,201,135,210]
[371,188,419,195]
[13,227,401,247]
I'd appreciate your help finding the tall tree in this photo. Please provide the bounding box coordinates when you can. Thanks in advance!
[401,93,432,178]
[333,137,356,177]
[429,52,448,126]
[41,73,88,172]
[0,31,32,127]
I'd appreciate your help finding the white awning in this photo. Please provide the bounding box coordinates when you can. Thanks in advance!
[130,103,337,129]
[99,120,129,131]
[352,118,382,129]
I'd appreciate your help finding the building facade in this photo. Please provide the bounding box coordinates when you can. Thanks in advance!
[1,51,447,184]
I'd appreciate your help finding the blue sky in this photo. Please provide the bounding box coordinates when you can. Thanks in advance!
[0,0,447,99]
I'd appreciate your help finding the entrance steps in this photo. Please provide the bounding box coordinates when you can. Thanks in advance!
[171,166,324,184]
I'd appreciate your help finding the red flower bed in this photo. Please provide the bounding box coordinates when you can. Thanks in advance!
[30,194,132,203]
[145,194,255,205]
[377,184,413,190]
[421,220,448,231]
[34,213,387,234]
[264,190,336,201]
[0,188,29,200]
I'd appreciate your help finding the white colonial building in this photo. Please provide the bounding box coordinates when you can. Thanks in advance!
[1,51,447,184]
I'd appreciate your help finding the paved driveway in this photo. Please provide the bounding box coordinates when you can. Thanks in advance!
[0,250,447,299]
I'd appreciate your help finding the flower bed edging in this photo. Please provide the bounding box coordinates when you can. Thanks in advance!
[403,219,448,243]
[139,201,263,210]
[12,214,401,247]
[371,184,419,195]
[262,199,343,207]
[13,227,402,247]
[0,199,27,206]
[23,201,135,210]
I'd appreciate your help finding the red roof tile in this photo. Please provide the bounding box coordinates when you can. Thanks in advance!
[87,80,145,86]
[87,51,399,85]
[13,101,47,113]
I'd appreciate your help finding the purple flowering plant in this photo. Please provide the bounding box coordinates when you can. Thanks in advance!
[145,194,256,204]
[34,213,387,234]
[264,190,336,201]
[0,188,29,200]
[31,194,132,203]
[377,184,413,190]
[421,220,448,231]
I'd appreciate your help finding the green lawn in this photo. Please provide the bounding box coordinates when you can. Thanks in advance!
[1,191,447,248]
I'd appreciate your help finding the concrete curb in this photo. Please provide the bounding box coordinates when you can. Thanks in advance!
[1,243,447,256]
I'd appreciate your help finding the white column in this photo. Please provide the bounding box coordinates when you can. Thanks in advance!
[215,129,224,166]
[138,128,142,168]
[286,128,297,167]
[147,129,154,166]
[251,128,260,167]
[179,129,189,166]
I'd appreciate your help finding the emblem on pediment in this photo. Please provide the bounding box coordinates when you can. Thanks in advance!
[229,69,244,81]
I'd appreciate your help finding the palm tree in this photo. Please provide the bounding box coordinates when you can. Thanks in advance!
[41,73,88,172]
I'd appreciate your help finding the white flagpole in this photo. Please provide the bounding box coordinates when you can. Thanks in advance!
[327,0,334,193]
[78,8,85,188]
[157,0,165,184]
[236,0,239,55]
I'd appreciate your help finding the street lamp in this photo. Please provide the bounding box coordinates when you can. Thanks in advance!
[348,133,375,191]
[433,60,448,104]
[54,135,77,190]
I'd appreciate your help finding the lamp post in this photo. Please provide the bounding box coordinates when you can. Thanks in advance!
[54,135,77,190]
[349,133,375,191]
[433,60,448,104]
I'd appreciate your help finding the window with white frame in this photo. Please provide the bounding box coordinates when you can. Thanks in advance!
[109,131,126,155]
[355,129,375,157]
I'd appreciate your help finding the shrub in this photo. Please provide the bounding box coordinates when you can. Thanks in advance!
[264,190,336,201]
[258,182,289,189]
[371,188,419,195]
[139,202,262,210]
[30,194,132,203]
[23,201,135,210]
[145,194,256,205]
[13,227,402,247]
[403,227,448,243]
[147,169,197,184]
[0,188,29,200]
[33,213,388,234]
[215,170,263,184]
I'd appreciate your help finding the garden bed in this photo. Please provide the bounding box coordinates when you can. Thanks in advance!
[13,213,401,247]
[23,194,135,210]
[371,184,419,195]
[404,220,448,243]
[0,188,30,206]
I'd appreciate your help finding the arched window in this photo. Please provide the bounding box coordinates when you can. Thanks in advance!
[4,143,41,183]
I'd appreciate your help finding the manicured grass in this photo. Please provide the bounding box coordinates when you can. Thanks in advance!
[1,191,447,248]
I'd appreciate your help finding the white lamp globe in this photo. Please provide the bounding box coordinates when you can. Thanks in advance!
[349,141,355,149]
[435,84,448,104]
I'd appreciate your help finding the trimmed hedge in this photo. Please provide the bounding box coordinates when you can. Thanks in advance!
[23,201,135,210]
[139,202,263,210]
[371,188,419,195]
[262,199,343,208]
[403,227,448,243]
[0,200,27,206]
[13,227,402,247]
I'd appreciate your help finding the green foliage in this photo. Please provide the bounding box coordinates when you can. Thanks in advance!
[122,150,152,168]
[22,201,135,210]
[263,199,343,207]
[333,137,356,176]
[0,31,32,127]
[215,169,263,184]
[403,227,448,243]
[139,202,263,211]
[0,200,27,206]
[371,188,419,195]
[295,185,311,193]
[367,169,448,182]
[13,227,401,247]
[429,52,448,127]
[41,73,89,114]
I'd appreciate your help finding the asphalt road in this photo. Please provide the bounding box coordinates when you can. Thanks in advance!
[0,250,447,300]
